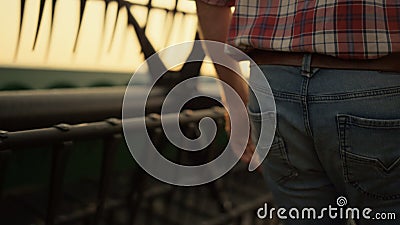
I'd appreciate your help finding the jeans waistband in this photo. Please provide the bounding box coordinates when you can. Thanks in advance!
[247,50,400,74]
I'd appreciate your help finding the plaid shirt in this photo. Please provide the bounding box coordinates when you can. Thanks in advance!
[200,0,400,59]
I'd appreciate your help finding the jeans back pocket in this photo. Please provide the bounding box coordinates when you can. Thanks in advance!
[337,114,400,200]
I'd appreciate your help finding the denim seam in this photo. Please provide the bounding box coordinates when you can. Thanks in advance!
[271,91,302,102]
[344,114,400,128]
[301,77,313,137]
[346,151,400,173]
[337,115,400,200]
[274,96,302,104]
[308,86,400,102]
[345,121,400,129]
[337,116,349,183]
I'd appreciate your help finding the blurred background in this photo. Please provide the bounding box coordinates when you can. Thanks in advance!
[0,0,277,224]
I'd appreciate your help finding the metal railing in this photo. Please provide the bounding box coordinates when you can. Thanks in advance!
[0,1,278,224]
[0,105,276,225]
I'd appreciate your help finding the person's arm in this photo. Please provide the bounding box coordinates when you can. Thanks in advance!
[195,1,248,105]
[196,1,256,165]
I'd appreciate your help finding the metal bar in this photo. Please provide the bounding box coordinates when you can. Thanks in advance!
[179,33,205,80]
[125,2,168,81]
[0,107,225,150]
[107,0,124,53]
[43,0,57,60]
[46,141,72,225]
[13,0,26,61]
[32,0,46,50]
[127,169,146,225]
[0,86,220,132]
[0,86,166,131]
[93,133,121,225]
[131,127,165,225]
[72,0,87,52]
[0,149,11,198]
[125,1,157,60]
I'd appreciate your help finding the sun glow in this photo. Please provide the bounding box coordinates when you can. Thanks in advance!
[0,0,199,73]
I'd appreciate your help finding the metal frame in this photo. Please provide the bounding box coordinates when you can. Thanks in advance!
[0,105,277,225]
[0,1,277,224]
[0,107,222,224]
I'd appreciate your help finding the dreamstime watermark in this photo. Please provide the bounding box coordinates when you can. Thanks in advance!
[122,40,276,186]
[257,196,396,220]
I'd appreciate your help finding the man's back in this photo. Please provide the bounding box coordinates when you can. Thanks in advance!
[221,0,400,59]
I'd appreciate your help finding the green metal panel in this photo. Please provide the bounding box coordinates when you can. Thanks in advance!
[0,67,132,91]
[3,138,143,193]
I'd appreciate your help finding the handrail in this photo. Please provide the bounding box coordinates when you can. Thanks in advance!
[0,86,163,131]
[0,107,225,150]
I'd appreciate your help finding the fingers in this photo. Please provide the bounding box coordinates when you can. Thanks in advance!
[242,137,263,173]
[225,114,263,173]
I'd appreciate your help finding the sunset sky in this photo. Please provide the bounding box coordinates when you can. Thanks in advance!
[0,0,249,77]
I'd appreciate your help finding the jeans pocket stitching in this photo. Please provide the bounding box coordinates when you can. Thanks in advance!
[337,114,400,200]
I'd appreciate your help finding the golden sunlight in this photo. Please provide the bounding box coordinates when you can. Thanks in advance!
[0,0,200,73]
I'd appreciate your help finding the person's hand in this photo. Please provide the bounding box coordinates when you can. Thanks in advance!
[224,111,262,172]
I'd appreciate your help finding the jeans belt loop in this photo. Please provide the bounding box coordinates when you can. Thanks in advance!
[301,54,312,77]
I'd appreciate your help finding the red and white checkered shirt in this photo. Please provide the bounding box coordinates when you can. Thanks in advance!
[200,0,400,59]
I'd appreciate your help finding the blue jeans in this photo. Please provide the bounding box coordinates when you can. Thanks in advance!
[248,57,400,225]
